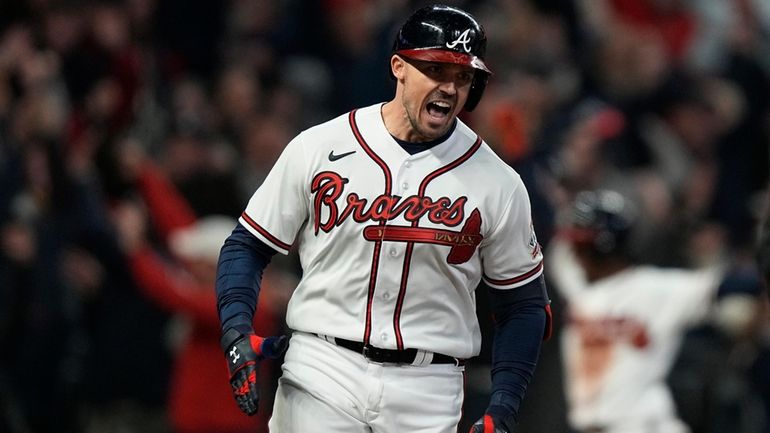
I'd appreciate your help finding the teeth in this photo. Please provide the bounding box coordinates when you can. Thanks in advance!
[434,101,450,108]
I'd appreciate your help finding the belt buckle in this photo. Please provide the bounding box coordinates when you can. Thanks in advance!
[362,345,385,364]
[362,344,392,364]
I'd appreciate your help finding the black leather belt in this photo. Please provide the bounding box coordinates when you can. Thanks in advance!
[331,337,465,366]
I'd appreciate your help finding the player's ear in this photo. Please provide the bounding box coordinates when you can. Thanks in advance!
[391,55,406,81]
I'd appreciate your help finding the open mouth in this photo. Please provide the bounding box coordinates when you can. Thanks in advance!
[426,100,452,120]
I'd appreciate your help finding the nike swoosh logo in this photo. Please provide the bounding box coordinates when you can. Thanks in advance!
[328,150,356,161]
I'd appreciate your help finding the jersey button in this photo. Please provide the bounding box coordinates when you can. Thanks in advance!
[380,333,388,341]
[404,161,411,167]
[401,182,409,190]
[382,292,391,300]
[389,249,398,257]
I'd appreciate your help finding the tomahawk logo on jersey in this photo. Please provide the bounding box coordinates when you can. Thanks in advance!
[239,103,543,359]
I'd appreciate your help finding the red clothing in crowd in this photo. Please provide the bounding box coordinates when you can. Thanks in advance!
[128,162,280,433]
[608,0,696,61]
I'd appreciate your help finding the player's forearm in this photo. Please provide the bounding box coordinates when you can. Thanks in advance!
[488,304,545,426]
[485,278,549,430]
[216,224,276,332]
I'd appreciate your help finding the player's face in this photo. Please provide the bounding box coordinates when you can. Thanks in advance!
[395,56,474,141]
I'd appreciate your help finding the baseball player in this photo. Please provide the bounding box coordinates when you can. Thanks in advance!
[548,190,725,433]
[215,5,551,433]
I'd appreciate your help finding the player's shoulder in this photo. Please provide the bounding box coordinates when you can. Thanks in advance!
[626,265,722,291]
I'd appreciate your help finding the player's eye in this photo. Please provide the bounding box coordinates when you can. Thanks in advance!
[425,64,443,77]
[457,72,473,85]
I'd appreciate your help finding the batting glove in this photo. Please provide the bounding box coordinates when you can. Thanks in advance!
[469,406,515,433]
[221,328,289,415]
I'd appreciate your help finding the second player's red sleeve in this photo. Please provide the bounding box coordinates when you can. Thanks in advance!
[129,247,221,328]
[136,162,197,240]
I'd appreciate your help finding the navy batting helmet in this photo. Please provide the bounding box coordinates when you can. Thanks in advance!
[393,4,491,111]
[566,190,637,256]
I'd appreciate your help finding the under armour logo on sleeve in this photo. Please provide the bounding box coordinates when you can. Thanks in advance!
[230,346,240,363]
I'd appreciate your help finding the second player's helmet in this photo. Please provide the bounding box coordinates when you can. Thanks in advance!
[393,4,491,111]
[567,190,637,257]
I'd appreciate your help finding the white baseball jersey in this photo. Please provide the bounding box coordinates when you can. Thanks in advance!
[239,103,543,359]
[548,241,722,432]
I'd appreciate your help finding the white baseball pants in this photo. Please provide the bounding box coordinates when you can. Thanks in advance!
[268,332,466,433]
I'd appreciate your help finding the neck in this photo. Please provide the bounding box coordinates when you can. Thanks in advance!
[381,100,415,141]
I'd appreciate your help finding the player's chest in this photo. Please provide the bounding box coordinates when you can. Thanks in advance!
[568,297,654,349]
[308,149,483,230]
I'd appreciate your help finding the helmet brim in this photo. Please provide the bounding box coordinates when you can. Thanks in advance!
[396,49,491,74]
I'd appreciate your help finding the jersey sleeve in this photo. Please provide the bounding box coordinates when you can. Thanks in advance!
[545,238,588,302]
[239,133,309,254]
[481,180,544,290]
[657,266,724,329]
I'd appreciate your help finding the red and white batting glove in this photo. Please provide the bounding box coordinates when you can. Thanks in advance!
[220,328,289,415]
[469,406,515,433]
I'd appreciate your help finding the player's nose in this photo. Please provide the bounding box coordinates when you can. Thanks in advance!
[437,80,457,95]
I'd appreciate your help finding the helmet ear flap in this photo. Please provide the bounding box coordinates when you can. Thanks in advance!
[464,72,489,111]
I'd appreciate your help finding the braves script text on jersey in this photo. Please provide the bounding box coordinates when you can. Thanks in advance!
[239,103,543,359]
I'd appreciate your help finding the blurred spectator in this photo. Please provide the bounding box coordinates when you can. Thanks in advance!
[157,131,243,218]
[317,0,396,112]
[0,139,170,433]
[606,0,696,62]
[111,150,293,433]
[213,62,263,144]
[669,254,769,433]
[237,114,294,200]
[154,0,226,82]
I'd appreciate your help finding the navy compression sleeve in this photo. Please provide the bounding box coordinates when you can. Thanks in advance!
[486,274,549,430]
[216,224,277,334]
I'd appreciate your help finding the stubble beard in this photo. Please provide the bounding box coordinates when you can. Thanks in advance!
[402,93,448,142]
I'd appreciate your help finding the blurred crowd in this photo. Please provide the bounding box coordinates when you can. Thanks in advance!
[0,0,768,433]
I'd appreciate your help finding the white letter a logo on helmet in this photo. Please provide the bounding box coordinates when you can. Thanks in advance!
[446,29,473,52]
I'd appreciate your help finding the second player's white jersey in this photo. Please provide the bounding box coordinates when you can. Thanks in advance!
[240,103,543,359]
[548,241,722,431]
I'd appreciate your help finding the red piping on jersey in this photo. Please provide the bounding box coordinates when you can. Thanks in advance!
[348,109,392,346]
[393,135,483,350]
[241,212,292,251]
[483,260,543,286]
